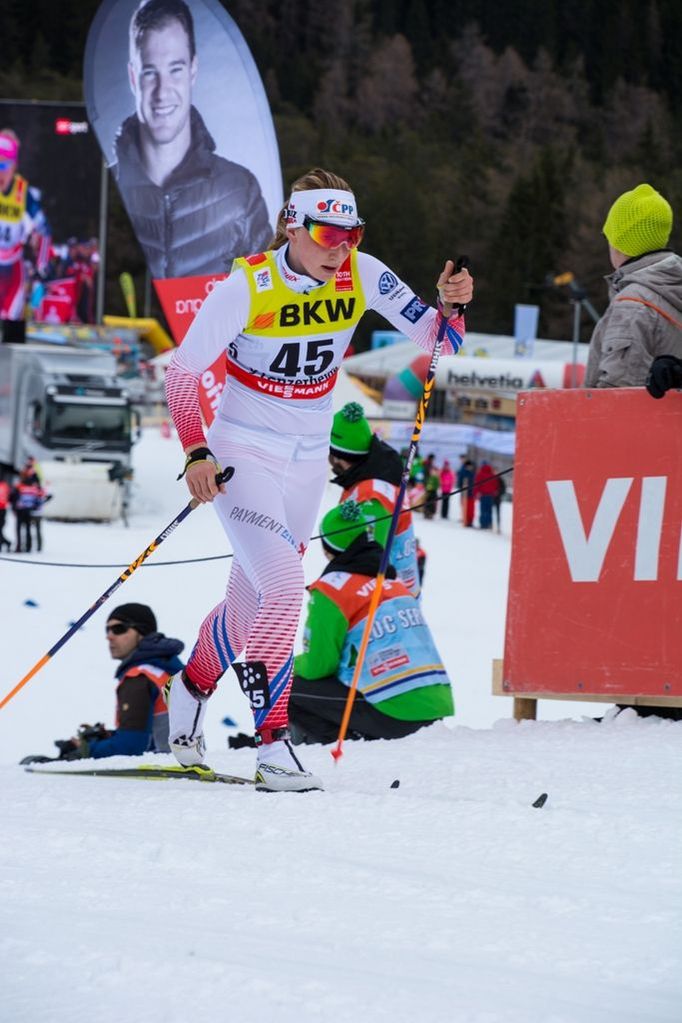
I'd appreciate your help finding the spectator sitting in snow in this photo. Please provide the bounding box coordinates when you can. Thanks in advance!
[329,402,421,598]
[288,501,454,745]
[53,604,184,760]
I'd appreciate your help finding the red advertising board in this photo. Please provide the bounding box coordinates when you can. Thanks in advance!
[154,274,228,427]
[504,388,682,699]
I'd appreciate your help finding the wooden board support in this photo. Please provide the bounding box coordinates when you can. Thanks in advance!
[492,659,682,721]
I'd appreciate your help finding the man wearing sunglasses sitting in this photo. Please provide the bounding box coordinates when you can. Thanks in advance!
[50,603,185,761]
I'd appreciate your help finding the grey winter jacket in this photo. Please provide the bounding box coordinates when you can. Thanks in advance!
[584,250,682,388]
[113,107,272,280]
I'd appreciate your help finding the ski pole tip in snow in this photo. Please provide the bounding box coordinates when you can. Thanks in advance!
[330,745,343,763]
[532,792,548,808]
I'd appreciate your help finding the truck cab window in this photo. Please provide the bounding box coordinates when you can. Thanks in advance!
[44,402,131,450]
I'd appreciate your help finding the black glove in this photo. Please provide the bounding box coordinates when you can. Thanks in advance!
[78,722,110,742]
[54,723,109,760]
[54,739,85,761]
[646,355,682,399]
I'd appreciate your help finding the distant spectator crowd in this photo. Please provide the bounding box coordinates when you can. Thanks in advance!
[29,237,100,325]
[406,451,508,532]
[0,457,50,553]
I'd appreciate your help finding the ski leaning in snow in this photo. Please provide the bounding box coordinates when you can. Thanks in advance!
[23,762,254,785]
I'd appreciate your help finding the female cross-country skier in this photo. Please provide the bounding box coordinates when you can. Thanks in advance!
[164,167,473,791]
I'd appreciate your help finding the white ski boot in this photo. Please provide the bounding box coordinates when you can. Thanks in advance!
[164,672,209,766]
[255,729,324,793]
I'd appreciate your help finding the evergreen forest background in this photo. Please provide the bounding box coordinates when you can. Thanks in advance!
[2,0,681,347]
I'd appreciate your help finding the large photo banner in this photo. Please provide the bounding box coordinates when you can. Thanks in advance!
[0,101,102,326]
[83,0,282,287]
[504,388,682,700]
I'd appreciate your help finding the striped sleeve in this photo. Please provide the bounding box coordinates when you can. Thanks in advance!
[165,270,250,449]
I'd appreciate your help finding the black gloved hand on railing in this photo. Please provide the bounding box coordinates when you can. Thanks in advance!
[646,355,682,399]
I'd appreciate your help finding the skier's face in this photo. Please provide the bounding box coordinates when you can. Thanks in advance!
[0,158,16,193]
[129,19,197,146]
[106,620,142,660]
[286,225,352,282]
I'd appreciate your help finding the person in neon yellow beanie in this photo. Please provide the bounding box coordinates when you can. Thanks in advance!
[584,183,682,388]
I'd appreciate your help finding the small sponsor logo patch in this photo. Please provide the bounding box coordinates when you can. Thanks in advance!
[255,268,273,292]
[400,296,429,323]
[378,271,399,295]
[250,311,276,330]
[316,198,355,218]
[335,257,353,293]
[386,284,408,303]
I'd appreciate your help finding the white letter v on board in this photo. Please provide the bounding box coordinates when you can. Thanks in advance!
[546,478,633,582]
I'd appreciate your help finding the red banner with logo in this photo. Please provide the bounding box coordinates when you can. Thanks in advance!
[504,388,682,698]
[37,277,79,323]
[154,274,228,426]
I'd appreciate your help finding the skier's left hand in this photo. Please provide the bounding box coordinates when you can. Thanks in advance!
[437,260,473,312]
[181,446,227,503]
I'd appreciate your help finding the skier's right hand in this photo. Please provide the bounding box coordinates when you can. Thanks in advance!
[186,461,226,503]
[181,445,226,503]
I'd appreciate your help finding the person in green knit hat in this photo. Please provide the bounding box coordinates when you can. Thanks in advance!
[328,401,422,598]
[288,499,454,745]
[585,182,682,388]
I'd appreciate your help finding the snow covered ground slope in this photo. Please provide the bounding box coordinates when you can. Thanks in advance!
[1,427,681,1023]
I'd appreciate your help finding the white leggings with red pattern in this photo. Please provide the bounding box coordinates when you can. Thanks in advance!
[185,418,328,734]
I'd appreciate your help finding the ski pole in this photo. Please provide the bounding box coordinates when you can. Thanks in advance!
[331,259,470,762]
[0,467,234,712]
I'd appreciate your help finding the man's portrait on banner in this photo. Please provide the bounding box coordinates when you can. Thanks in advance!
[84,0,282,281]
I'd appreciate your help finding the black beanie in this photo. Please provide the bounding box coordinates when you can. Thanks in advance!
[107,603,157,636]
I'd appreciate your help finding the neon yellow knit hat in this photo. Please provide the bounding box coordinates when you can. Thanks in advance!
[603,183,673,258]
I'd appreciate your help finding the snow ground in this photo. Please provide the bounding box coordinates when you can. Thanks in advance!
[1,427,681,1023]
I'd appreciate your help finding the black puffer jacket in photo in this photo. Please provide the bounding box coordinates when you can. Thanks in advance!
[113,106,272,279]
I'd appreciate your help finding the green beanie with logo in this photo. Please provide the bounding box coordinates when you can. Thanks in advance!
[603,183,673,258]
[329,402,372,459]
[320,499,371,553]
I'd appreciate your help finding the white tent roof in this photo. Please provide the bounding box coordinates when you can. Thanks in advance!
[344,331,588,379]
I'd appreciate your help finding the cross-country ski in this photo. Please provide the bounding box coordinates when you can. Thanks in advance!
[23,761,254,785]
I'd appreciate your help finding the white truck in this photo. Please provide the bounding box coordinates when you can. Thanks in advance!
[0,343,138,521]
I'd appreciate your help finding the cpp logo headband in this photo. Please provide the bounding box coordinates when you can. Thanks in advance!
[283,188,360,228]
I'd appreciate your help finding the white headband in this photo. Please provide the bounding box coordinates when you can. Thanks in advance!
[283,188,360,228]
